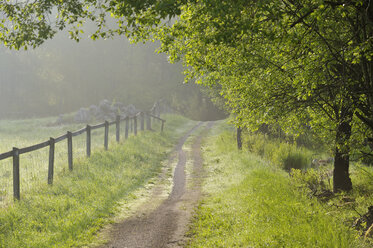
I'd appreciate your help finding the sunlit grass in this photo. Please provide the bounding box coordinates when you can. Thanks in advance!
[187,121,369,248]
[244,132,316,171]
[0,117,127,205]
[0,114,196,247]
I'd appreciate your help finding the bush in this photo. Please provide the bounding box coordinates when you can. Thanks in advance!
[290,167,333,197]
[244,133,313,171]
[283,151,309,171]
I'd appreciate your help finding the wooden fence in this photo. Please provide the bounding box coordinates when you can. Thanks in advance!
[0,110,165,201]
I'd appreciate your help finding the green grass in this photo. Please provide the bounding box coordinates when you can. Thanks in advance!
[0,115,182,205]
[0,114,197,248]
[245,132,316,171]
[0,116,122,205]
[187,121,370,248]
[295,162,373,236]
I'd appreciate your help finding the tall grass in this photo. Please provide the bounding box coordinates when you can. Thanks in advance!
[245,133,316,170]
[0,114,196,247]
[187,122,369,248]
[0,117,122,205]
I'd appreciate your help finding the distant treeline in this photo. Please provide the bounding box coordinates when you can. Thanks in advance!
[0,34,225,121]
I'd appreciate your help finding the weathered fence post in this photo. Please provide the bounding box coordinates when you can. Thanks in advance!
[12,147,20,201]
[146,112,151,130]
[140,112,145,131]
[130,117,133,133]
[86,125,91,157]
[67,131,73,171]
[104,121,109,150]
[153,103,157,119]
[151,106,158,123]
[48,137,55,185]
[134,115,137,136]
[116,115,120,142]
[237,127,242,150]
[125,117,129,139]
[161,120,165,132]
[156,105,161,119]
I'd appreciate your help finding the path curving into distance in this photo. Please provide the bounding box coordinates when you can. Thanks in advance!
[100,122,214,248]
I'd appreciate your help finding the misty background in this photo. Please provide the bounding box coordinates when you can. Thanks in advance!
[0,32,225,121]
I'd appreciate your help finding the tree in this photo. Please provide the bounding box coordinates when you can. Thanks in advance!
[1,0,372,192]
[152,0,372,191]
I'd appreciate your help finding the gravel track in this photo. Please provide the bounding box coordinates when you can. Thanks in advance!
[100,122,213,248]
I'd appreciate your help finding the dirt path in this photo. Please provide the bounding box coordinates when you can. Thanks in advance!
[99,122,213,248]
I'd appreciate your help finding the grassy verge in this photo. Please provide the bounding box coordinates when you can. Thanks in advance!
[0,114,196,248]
[187,121,370,247]
[0,116,122,204]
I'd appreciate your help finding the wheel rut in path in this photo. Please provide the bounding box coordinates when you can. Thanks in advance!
[100,122,213,248]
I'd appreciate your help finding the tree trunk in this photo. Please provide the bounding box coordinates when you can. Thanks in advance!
[333,117,353,192]
[237,127,242,150]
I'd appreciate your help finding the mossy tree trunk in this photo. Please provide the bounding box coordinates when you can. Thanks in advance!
[333,112,353,192]
[237,127,242,150]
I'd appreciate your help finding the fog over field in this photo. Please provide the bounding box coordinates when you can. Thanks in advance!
[0,31,225,120]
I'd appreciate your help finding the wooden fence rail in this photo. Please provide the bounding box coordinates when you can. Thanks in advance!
[0,111,165,201]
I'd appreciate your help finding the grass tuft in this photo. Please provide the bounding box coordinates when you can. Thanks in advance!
[245,133,314,171]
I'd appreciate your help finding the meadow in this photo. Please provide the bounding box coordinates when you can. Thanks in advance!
[0,114,196,247]
[1,116,372,247]
[187,122,373,248]
[0,116,121,205]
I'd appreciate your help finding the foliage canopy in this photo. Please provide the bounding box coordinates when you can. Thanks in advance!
[1,0,372,191]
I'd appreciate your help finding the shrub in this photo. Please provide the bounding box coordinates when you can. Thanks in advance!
[290,167,333,197]
[244,133,313,170]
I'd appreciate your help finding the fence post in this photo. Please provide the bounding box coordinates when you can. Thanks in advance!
[141,112,145,131]
[130,117,133,133]
[134,115,137,136]
[12,147,20,201]
[237,127,242,150]
[86,125,91,157]
[161,120,165,132]
[151,107,157,123]
[67,131,73,171]
[104,121,109,150]
[157,105,160,119]
[116,115,120,142]
[146,112,151,130]
[125,117,129,139]
[48,138,55,185]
